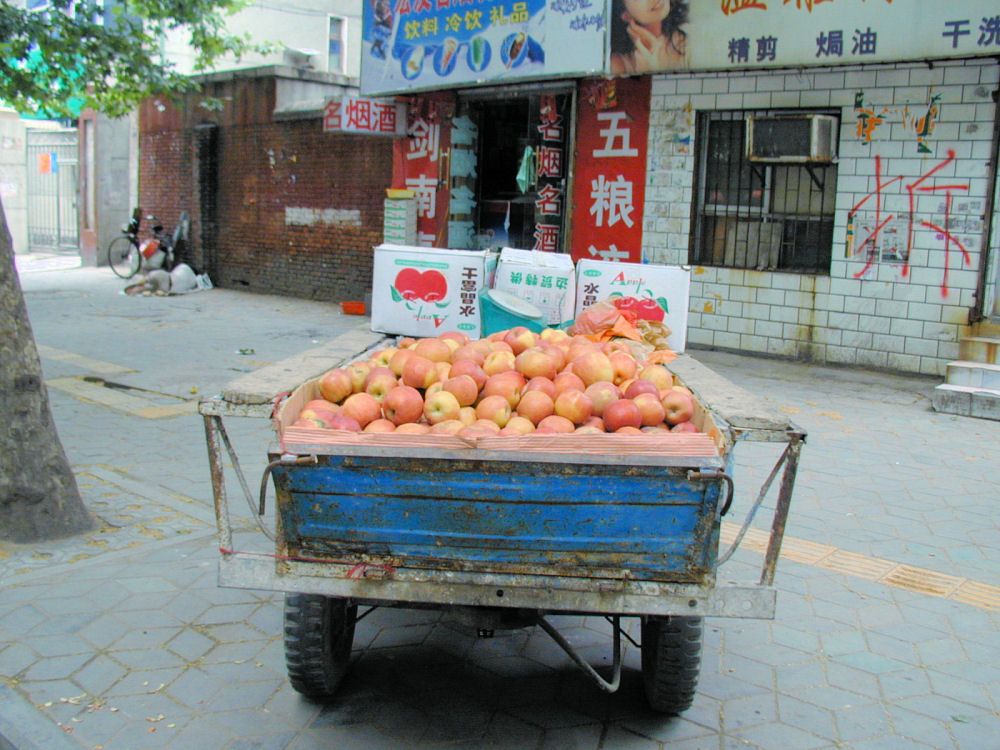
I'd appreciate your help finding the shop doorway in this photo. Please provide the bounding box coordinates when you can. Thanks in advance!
[450,88,572,252]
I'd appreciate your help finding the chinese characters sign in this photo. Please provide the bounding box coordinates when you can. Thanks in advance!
[323,97,407,136]
[570,78,650,264]
[361,0,605,95]
[605,0,1000,76]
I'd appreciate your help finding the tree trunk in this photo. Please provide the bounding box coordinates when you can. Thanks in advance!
[0,197,93,542]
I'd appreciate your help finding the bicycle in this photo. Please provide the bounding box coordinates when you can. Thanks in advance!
[108,209,190,280]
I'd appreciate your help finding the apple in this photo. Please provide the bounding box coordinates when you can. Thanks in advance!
[372,348,397,368]
[572,350,615,387]
[458,424,499,439]
[499,415,536,435]
[584,381,620,417]
[603,399,642,432]
[608,351,638,385]
[402,354,439,389]
[388,348,415,376]
[633,392,666,427]
[554,389,594,425]
[424,390,462,424]
[523,376,556,400]
[537,415,575,433]
[540,327,570,344]
[346,361,372,393]
[340,392,381,427]
[472,418,502,433]
[292,417,325,429]
[615,425,644,434]
[298,402,339,427]
[364,418,397,433]
[567,338,600,362]
[398,337,417,349]
[451,344,485,366]
[503,326,538,355]
[364,367,399,403]
[583,415,605,431]
[434,361,452,384]
[489,339,513,353]
[624,379,660,400]
[537,342,567,372]
[475,394,511,427]
[641,424,670,433]
[414,337,452,363]
[482,370,526,409]
[552,371,586,397]
[662,390,695,425]
[515,348,558,381]
[318,368,353,403]
[382,385,424,425]
[574,425,604,434]
[458,406,477,426]
[430,419,465,435]
[328,414,362,432]
[516,389,555,425]
[671,384,693,396]
[449,358,489,390]
[483,349,516,375]
[439,331,470,347]
[671,421,699,433]
[442,374,479,407]
[424,381,443,398]
[639,365,673,391]
[395,422,431,435]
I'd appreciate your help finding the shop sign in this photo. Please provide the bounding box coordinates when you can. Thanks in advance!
[361,0,606,96]
[532,93,566,254]
[605,0,1000,77]
[395,94,454,247]
[323,97,407,136]
[570,77,650,265]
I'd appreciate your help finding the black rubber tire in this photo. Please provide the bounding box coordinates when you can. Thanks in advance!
[108,236,140,279]
[641,615,703,714]
[283,594,357,699]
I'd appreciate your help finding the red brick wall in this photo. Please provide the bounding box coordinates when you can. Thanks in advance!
[138,77,393,302]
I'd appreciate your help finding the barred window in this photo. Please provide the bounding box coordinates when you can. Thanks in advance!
[691,110,838,274]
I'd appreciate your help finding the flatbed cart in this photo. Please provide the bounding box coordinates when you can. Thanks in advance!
[199,330,805,715]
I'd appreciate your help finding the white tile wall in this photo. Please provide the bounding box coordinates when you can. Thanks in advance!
[643,59,999,376]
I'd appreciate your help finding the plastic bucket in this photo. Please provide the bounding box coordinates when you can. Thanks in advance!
[479,288,547,336]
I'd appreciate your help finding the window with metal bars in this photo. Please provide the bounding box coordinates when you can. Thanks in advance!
[691,110,838,274]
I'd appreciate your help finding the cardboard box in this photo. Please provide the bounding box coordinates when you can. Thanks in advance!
[492,248,576,326]
[371,244,487,338]
[383,199,418,245]
[575,260,691,352]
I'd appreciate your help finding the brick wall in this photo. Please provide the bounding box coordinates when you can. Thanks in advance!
[139,76,393,302]
[644,59,999,376]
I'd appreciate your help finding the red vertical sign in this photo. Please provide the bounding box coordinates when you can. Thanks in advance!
[570,78,650,264]
[392,92,453,247]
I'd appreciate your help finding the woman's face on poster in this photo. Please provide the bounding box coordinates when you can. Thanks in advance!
[622,0,670,27]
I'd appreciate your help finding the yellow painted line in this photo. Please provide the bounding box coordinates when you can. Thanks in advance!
[46,377,192,419]
[36,344,136,376]
[721,522,1000,612]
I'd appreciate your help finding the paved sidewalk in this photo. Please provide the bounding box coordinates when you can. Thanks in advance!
[1,263,998,749]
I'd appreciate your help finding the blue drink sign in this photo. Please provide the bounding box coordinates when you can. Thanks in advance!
[361,0,606,95]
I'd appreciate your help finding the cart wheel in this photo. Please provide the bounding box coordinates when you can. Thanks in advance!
[641,615,703,715]
[283,593,357,699]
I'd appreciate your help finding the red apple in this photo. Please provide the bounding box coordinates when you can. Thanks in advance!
[608,351,638,385]
[523,376,557,400]
[483,349,516,375]
[516,389,555,426]
[388,348,415,376]
[364,367,399,403]
[671,421,699,433]
[292,417,325,429]
[458,406,477,426]
[430,419,465,435]
[499,415,536,435]
[414,337,452,363]
[552,371,586,397]
[615,425,644,434]
[395,422,431,434]
[443,374,479,407]
[633,392,666,427]
[554,389,594,425]
[639,365,673,390]
[424,390,462,424]
[603,399,642,432]
[364,418,397,433]
[536,415,575,433]
[475,394,512,427]
[503,326,538,355]
[661,390,695,426]
[340,392,381,427]
[328,414,362,432]
[574,424,604,434]
[318,369,353,403]
[515,348,558,381]
[402,354,439,389]
[449,358,488,390]
[584,381,620,417]
[382,385,424,425]
[625,379,660,400]
[346,361,372,393]
[439,331,470,347]
[572,350,615,388]
[482,370,526,409]
[451,344,485,366]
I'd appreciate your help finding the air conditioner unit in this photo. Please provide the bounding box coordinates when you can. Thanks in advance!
[746,114,837,163]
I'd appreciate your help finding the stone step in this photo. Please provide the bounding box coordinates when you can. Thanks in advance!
[932,383,1000,421]
[958,336,1000,364]
[945,360,1000,389]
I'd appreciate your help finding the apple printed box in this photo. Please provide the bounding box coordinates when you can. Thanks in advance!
[492,248,577,326]
[574,260,691,353]
[371,244,488,338]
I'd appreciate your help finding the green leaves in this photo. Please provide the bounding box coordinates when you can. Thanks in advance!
[0,0,260,117]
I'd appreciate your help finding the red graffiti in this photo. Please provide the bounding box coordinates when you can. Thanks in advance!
[848,150,969,296]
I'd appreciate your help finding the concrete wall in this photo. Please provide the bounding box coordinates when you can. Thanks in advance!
[643,59,999,376]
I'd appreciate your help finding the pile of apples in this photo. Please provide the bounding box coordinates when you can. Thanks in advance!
[291,327,700,438]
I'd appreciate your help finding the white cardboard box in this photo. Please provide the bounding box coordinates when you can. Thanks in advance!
[492,248,576,325]
[371,244,487,338]
[575,260,691,352]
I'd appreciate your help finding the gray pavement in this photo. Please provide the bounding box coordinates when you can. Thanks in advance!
[2,254,999,749]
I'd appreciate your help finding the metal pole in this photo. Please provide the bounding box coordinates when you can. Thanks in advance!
[760,432,804,586]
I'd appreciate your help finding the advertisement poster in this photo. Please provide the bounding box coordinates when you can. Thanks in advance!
[606,0,1000,76]
[570,77,650,265]
[361,0,606,96]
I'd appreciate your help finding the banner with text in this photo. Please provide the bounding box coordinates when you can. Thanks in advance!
[361,0,606,95]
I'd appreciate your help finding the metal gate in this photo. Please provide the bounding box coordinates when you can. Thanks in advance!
[26,128,79,251]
